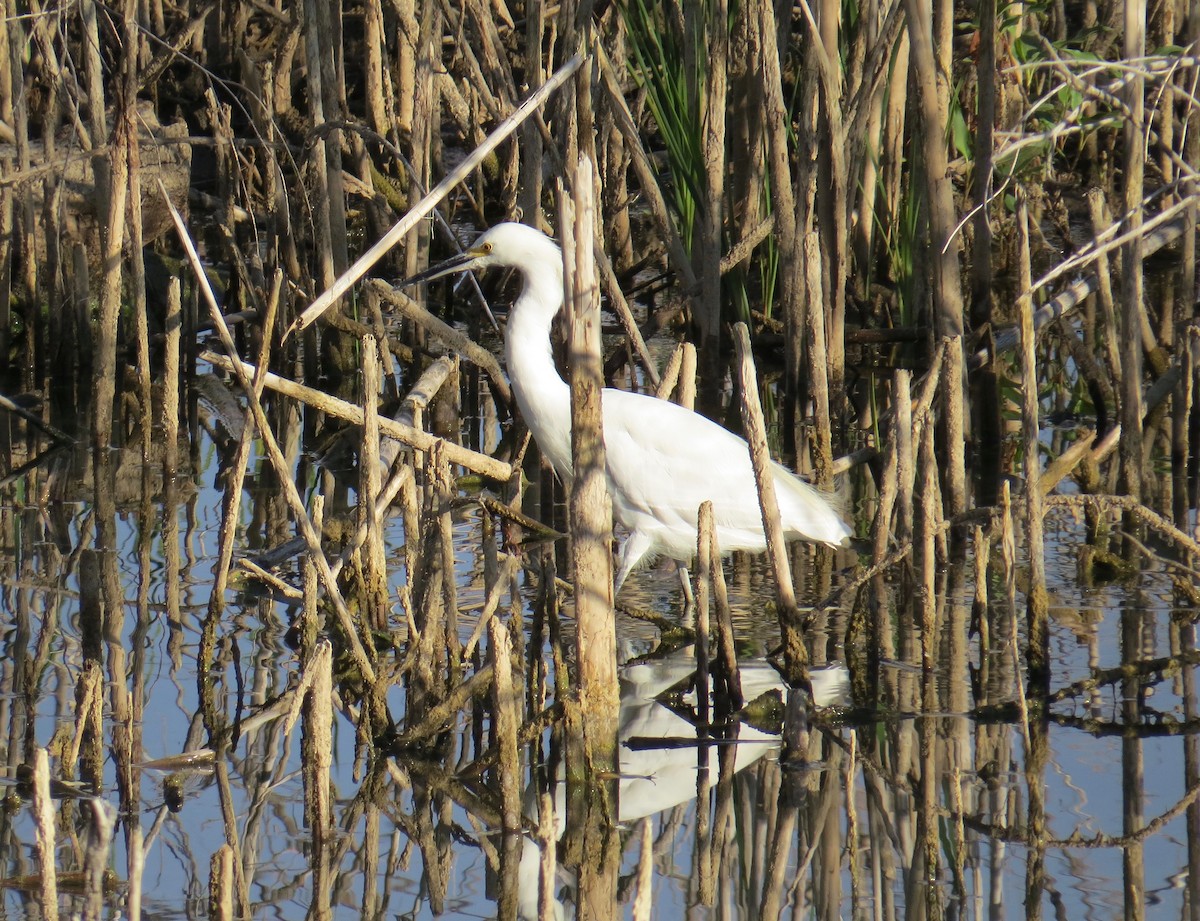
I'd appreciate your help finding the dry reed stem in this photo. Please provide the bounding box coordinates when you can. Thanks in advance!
[561,157,618,714]
[655,342,687,400]
[1087,188,1123,381]
[32,747,57,921]
[1017,195,1049,687]
[303,635,334,846]
[803,233,834,487]
[203,351,512,482]
[163,278,181,476]
[917,422,939,676]
[696,0,728,355]
[895,369,914,545]
[208,845,233,921]
[970,207,1191,372]
[361,337,388,631]
[695,501,712,729]
[732,323,802,665]
[165,195,378,686]
[537,785,558,921]
[291,54,582,336]
[488,616,522,831]
[435,452,461,672]
[705,504,741,707]
[396,356,454,429]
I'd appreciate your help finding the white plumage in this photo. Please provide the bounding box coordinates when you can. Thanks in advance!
[405,222,852,595]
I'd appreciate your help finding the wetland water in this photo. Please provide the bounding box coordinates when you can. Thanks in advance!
[0,356,1195,920]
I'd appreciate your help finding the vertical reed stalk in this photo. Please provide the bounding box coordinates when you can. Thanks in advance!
[695,501,712,728]
[755,0,801,412]
[490,616,522,832]
[895,370,914,545]
[302,641,334,846]
[732,322,804,674]
[1017,194,1049,691]
[1086,190,1123,382]
[32,747,58,921]
[696,0,728,390]
[704,501,741,708]
[209,845,233,921]
[0,12,13,363]
[561,157,617,713]
[905,0,966,518]
[803,233,834,486]
[163,278,181,477]
[361,337,388,632]
[1118,0,1147,502]
[519,0,545,223]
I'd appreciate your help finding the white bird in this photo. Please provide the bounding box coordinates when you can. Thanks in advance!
[403,222,852,596]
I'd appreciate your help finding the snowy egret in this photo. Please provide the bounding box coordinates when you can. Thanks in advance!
[402,223,852,596]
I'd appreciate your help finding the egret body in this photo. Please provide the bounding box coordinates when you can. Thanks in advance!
[404,223,851,595]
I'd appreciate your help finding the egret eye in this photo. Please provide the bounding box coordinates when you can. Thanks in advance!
[481,242,493,254]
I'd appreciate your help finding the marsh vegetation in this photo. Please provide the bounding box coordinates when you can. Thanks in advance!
[0,0,1198,918]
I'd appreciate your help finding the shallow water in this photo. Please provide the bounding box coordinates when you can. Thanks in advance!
[0,362,1196,921]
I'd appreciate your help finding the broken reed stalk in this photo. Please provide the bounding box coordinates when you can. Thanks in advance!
[32,748,58,921]
[361,336,388,632]
[656,341,687,400]
[916,420,939,679]
[537,783,558,921]
[633,818,654,921]
[695,501,712,730]
[803,233,834,486]
[1086,189,1123,381]
[488,616,522,832]
[302,639,334,847]
[395,356,454,430]
[895,369,915,545]
[435,451,460,673]
[202,351,512,481]
[731,322,805,673]
[163,278,181,477]
[561,156,618,711]
[164,192,378,687]
[999,481,1032,747]
[1119,0,1147,502]
[209,845,233,921]
[972,523,991,659]
[701,500,741,709]
[1017,194,1049,690]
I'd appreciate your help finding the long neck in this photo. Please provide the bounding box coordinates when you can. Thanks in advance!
[504,265,574,479]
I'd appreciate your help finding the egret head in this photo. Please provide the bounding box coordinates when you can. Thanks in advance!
[400,222,561,287]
